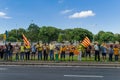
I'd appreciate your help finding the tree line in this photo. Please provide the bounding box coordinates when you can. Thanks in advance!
[0,23,120,43]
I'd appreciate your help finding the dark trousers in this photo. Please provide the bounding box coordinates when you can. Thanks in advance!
[38,51,42,60]
[50,50,54,60]
[0,52,4,59]
[16,53,19,61]
[31,52,36,60]
[115,55,118,61]
[20,52,24,60]
[109,54,113,61]
[43,50,48,60]
[61,51,65,61]
[95,50,100,61]
[8,51,13,61]
[25,51,30,60]
[4,52,8,61]
[69,52,74,61]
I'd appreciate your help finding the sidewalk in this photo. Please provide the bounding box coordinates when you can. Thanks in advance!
[0,61,120,67]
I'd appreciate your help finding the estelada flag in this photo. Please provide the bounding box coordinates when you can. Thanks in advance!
[81,36,91,47]
[22,34,30,46]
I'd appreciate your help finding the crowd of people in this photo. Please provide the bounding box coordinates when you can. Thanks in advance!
[0,42,120,62]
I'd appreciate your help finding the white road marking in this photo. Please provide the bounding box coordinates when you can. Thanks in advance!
[64,75,104,78]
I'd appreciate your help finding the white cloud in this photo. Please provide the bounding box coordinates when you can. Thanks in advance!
[61,9,73,14]
[0,12,11,19]
[69,10,95,19]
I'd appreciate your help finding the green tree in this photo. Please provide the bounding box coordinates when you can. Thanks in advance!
[95,31,115,43]
[114,34,120,43]
[38,26,60,43]
[58,33,63,42]
[27,23,40,42]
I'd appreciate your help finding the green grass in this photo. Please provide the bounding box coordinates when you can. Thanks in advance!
[3,54,120,62]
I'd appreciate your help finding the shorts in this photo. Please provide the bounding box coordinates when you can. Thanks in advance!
[69,52,74,56]
[102,53,106,56]
[32,52,36,54]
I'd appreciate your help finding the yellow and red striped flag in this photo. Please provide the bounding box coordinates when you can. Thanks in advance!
[81,36,91,47]
[22,34,30,46]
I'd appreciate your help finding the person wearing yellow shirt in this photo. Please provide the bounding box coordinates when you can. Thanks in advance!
[25,45,30,60]
[69,43,75,61]
[60,45,66,61]
[20,43,25,61]
[113,45,119,61]
[36,42,43,60]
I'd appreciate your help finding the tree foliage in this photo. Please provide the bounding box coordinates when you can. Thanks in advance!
[0,23,119,43]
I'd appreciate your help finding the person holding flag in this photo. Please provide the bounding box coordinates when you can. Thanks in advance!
[22,34,31,60]
[77,36,91,61]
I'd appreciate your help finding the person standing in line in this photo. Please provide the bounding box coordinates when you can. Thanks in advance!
[4,44,8,61]
[36,42,43,60]
[108,44,114,61]
[25,45,31,60]
[100,43,107,62]
[65,45,70,60]
[54,46,60,62]
[85,45,92,60]
[31,44,36,60]
[113,45,119,61]
[94,42,100,61]
[14,43,20,61]
[77,42,83,61]
[60,45,66,61]
[7,43,13,61]
[0,46,4,60]
[43,43,48,61]
[46,44,50,61]
[49,42,55,61]
[69,43,75,61]
[20,43,25,61]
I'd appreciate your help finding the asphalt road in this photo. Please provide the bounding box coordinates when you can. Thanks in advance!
[0,65,120,80]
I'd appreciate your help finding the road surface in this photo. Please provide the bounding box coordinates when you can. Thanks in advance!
[0,65,120,80]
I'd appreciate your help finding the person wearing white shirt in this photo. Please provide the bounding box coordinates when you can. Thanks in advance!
[94,43,100,61]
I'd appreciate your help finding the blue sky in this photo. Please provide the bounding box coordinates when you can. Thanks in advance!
[0,0,120,34]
